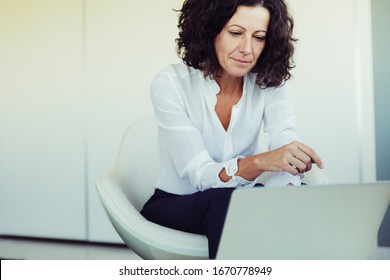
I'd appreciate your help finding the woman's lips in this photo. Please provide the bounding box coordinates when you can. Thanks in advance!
[232,58,251,64]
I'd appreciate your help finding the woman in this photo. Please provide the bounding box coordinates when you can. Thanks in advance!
[141,0,324,259]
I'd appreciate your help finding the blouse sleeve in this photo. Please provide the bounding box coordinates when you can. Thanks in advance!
[263,83,303,187]
[150,71,256,191]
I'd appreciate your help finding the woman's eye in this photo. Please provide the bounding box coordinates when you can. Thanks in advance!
[254,36,265,42]
[230,31,242,37]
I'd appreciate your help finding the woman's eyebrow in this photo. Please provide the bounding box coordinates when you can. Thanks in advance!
[226,24,267,33]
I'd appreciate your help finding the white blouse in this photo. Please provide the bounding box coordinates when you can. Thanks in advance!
[150,63,302,195]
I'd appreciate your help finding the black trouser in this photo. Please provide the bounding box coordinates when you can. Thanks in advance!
[140,187,236,259]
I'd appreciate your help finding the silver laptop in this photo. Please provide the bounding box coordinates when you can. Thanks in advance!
[216,182,390,260]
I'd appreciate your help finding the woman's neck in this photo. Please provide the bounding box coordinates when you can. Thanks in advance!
[215,74,244,97]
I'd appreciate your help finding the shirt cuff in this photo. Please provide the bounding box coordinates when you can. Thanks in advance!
[264,171,303,187]
[215,156,256,188]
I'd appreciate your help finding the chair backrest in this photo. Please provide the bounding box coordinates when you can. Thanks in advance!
[114,116,159,211]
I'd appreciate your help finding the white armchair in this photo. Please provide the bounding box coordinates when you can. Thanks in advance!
[96,116,208,259]
[95,115,328,259]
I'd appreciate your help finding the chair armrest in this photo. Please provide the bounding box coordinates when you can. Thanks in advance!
[95,171,208,256]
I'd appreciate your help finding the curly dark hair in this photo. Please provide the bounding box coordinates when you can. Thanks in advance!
[176,0,297,88]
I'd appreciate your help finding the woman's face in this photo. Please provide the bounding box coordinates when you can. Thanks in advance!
[214,5,270,78]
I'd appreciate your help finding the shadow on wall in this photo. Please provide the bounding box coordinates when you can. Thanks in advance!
[378,206,390,247]
[372,0,390,247]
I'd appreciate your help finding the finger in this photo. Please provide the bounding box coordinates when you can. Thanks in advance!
[290,157,307,173]
[297,143,324,169]
[286,164,300,175]
[292,149,313,171]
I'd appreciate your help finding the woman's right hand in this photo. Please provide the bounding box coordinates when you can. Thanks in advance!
[220,141,324,183]
[254,141,324,175]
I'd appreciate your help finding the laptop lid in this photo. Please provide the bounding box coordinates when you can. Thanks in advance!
[216,182,390,260]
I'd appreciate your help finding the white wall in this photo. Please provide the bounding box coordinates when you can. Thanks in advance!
[0,0,376,243]
[288,0,376,184]
[85,0,182,242]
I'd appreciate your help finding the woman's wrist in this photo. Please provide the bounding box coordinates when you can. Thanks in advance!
[251,154,267,174]
[236,155,265,181]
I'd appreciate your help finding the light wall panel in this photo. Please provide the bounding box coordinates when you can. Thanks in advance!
[0,0,86,239]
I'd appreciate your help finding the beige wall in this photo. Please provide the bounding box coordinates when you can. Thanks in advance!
[0,0,86,239]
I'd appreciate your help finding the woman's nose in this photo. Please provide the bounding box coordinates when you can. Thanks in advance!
[238,36,252,55]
